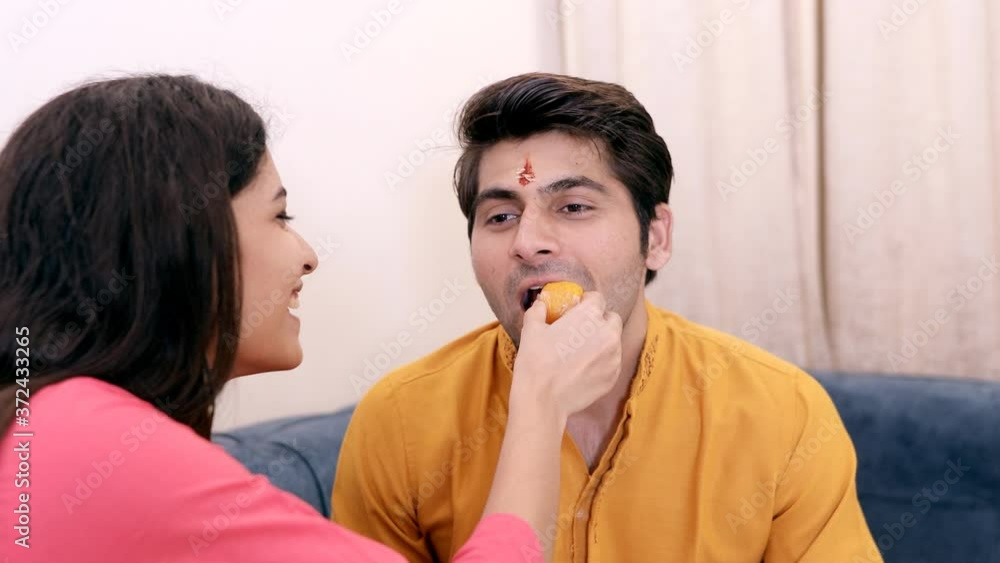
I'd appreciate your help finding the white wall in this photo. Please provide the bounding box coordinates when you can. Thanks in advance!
[1,0,563,430]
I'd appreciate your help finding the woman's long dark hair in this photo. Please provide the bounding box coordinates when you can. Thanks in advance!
[0,74,267,438]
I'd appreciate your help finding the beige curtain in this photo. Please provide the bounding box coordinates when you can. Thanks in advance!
[556,0,999,380]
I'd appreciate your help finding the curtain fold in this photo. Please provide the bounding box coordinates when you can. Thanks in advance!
[558,0,999,380]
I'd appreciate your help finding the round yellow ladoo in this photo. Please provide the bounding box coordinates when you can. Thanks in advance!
[539,281,584,324]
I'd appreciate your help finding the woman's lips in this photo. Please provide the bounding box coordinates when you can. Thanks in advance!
[289,292,300,310]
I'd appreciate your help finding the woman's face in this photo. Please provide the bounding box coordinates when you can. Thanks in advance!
[228,151,318,377]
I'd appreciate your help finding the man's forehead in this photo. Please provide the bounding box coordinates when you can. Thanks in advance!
[477,133,607,187]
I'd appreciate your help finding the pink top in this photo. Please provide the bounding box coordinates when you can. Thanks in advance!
[0,377,542,562]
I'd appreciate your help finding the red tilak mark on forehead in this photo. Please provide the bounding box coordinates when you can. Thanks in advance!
[517,159,535,186]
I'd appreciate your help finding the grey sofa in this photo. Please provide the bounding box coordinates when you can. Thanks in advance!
[213,371,999,563]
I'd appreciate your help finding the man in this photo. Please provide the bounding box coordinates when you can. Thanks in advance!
[333,73,881,563]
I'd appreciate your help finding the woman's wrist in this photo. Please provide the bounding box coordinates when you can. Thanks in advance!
[507,383,568,435]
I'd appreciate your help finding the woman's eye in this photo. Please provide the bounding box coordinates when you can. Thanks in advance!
[277,211,295,223]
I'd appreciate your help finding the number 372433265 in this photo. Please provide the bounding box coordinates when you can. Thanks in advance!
[14,327,30,415]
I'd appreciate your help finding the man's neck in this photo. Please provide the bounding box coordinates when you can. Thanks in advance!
[567,297,649,469]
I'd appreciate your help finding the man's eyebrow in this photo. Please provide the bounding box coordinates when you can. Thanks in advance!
[538,175,609,195]
[471,188,521,216]
[273,186,287,201]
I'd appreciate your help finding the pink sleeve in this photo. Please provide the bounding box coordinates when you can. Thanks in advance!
[452,513,544,563]
[0,377,405,563]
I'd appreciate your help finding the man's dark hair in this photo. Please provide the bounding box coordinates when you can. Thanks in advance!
[453,72,673,285]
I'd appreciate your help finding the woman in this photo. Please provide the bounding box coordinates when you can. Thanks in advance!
[0,75,623,562]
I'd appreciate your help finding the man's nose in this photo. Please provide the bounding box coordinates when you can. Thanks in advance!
[509,211,558,263]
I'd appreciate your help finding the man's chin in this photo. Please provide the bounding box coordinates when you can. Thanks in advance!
[498,317,523,349]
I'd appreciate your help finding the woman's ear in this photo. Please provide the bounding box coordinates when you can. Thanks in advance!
[645,203,673,271]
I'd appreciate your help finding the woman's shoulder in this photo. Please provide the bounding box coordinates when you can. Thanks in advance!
[0,377,218,557]
[37,374,158,401]
[22,376,198,453]
[28,374,165,416]
[3,375,235,505]
[0,376,396,561]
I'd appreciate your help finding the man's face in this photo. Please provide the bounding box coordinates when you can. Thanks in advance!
[469,131,653,345]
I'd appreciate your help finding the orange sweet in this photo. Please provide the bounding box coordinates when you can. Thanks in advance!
[538,281,584,324]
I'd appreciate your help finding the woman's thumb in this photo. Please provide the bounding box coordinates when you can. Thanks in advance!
[523,298,547,326]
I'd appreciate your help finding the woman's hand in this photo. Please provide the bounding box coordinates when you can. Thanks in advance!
[477,291,623,562]
[510,292,624,422]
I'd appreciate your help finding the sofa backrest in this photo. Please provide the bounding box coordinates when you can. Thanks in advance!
[812,371,997,563]
[213,409,355,517]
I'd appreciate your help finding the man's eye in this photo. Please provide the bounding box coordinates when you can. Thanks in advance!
[487,213,518,225]
[561,203,593,214]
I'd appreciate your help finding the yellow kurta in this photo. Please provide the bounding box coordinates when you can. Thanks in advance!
[333,301,882,562]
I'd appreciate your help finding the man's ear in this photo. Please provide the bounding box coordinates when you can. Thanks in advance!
[645,203,672,271]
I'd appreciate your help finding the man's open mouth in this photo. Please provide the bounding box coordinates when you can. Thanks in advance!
[521,286,543,311]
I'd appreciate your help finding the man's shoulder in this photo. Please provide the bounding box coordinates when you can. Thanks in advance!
[649,305,818,401]
[345,321,508,469]
[653,306,799,372]
[358,320,504,409]
[649,305,841,446]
